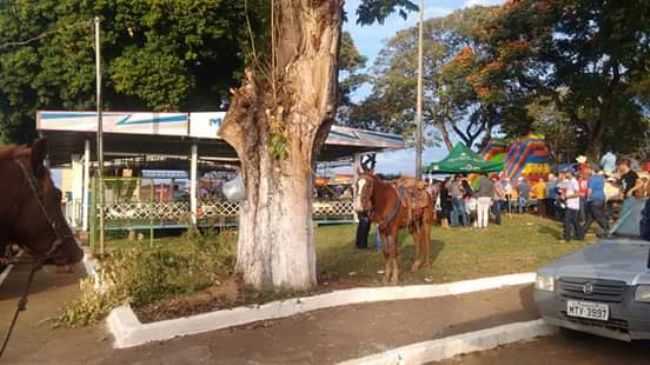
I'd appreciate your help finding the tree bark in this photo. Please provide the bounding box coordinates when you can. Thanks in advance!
[439,122,454,151]
[219,0,343,290]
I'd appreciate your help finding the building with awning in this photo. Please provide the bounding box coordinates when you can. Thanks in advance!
[37,111,404,166]
[37,111,404,233]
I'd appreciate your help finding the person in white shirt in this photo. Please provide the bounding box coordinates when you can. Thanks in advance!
[600,151,617,175]
[558,171,583,242]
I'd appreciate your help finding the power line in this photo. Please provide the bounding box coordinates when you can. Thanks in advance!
[0,19,92,51]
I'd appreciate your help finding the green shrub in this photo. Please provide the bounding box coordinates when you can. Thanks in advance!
[56,230,236,327]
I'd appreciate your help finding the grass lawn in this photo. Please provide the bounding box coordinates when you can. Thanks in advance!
[317,214,591,286]
[103,214,591,288]
[78,214,595,323]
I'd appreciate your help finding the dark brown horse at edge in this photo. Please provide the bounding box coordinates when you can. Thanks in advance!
[0,139,84,266]
[354,172,435,284]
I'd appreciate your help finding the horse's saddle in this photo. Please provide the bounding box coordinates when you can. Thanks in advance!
[393,178,431,210]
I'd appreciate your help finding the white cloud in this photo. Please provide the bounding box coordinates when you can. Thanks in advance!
[464,0,506,8]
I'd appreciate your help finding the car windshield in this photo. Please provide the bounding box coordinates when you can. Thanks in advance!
[611,198,647,239]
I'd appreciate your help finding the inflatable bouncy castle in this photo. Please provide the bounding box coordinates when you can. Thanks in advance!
[499,134,552,181]
[481,139,508,165]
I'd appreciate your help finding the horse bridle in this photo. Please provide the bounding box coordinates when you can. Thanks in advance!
[14,159,72,261]
[0,159,75,359]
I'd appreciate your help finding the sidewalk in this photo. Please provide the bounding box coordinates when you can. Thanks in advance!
[1,264,538,365]
[436,331,649,365]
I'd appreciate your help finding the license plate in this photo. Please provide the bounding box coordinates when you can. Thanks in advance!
[566,300,609,321]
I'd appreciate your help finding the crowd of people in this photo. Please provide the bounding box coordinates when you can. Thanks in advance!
[433,157,649,242]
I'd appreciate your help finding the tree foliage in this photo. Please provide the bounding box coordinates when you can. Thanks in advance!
[0,0,383,145]
[476,0,650,158]
[352,6,504,150]
[0,0,253,144]
[356,0,650,158]
[337,31,369,122]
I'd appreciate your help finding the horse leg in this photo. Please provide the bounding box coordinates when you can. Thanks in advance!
[423,215,432,268]
[390,226,400,284]
[391,252,400,284]
[381,231,392,284]
[409,222,422,272]
[410,236,422,272]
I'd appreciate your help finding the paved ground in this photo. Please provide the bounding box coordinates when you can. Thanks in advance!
[438,331,650,365]
[0,263,537,365]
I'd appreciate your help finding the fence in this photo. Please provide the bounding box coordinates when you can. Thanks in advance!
[88,177,355,251]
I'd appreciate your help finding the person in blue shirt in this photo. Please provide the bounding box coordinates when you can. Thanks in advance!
[582,165,609,238]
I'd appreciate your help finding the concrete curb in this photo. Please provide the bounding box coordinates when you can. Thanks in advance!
[0,251,24,288]
[106,272,535,349]
[0,262,15,288]
[337,319,557,365]
[81,250,106,292]
[81,251,98,279]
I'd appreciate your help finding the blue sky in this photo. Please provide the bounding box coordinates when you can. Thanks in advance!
[342,0,505,175]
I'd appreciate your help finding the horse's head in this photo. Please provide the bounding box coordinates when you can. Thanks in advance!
[12,139,83,266]
[353,173,376,214]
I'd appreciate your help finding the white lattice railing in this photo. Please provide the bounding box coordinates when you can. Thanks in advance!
[104,201,191,221]
[198,200,239,218]
[313,200,354,218]
[101,199,354,223]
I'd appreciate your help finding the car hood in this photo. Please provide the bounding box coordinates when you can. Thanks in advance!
[539,239,650,285]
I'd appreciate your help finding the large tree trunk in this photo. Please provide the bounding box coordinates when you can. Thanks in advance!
[219,0,343,290]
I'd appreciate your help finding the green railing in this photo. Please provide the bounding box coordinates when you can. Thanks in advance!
[89,176,355,253]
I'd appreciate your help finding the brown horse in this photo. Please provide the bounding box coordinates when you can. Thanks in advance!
[354,172,434,284]
[0,139,83,266]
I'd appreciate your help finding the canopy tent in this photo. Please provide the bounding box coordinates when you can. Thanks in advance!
[425,143,503,174]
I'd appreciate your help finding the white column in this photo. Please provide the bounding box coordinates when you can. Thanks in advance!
[70,154,82,227]
[190,143,198,226]
[82,139,91,232]
[353,153,363,223]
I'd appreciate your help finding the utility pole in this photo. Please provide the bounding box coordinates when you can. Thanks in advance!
[94,16,105,256]
[415,0,424,180]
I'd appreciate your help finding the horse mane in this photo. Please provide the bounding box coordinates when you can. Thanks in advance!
[0,145,17,160]
[0,144,29,161]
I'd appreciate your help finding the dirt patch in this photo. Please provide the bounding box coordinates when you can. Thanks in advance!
[134,272,376,323]
[136,277,241,322]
